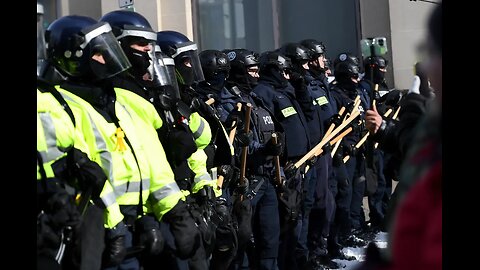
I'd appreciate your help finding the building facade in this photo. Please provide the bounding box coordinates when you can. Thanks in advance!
[37,0,438,90]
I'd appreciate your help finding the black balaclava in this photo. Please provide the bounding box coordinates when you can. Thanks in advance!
[336,73,358,96]
[206,71,228,92]
[121,43,151,79]
[226,66,258,93]
[258,65,288,89]
[175,57,195,87]
[365,67,386,84]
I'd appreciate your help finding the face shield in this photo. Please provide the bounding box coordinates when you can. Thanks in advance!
[116,27,170,88]
[37,4,46,76]
[155,46,180,98]
[172,41,205,85]
[145,46,171,87]
[82,23,132,81]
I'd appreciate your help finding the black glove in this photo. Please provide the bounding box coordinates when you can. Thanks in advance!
[236,129,253,147]
[190,97,216,117]
[349,119,364,134]
[332,145,345,167]
[51,148,107,199]
[328,113,343,127]
[162,200,201,259]
[166,128,197,166]
[343,143,357,157]
[218,164,235,189]
[218,165,233,179]
[263,138,283,156]
[234,177,249,195]
[214,197,230,225]
[194,185,216,206]
[139,229,164,256]
[225,110,244,130]
[134,215,164,256]
[289,71,307,91]
[321,142,332,155]
[306,155,317,167]
[283,162,298,182]
[102,221,127,267]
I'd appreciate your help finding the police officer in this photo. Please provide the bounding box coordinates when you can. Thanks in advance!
[330,53,369,247]
[37,6,109,269]
[157,30,233,269]
[359,55,391,234]
[279,42,337,269]
[252,50,312,270]
[217,48,284,270]
[44,15,201,269]
[300,39,355,262]
[156,31,228,190]
[194,49,241,269]
[98,10,213,270]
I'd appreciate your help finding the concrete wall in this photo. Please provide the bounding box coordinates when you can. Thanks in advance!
[48,1,194,40]
[69,0,101,19]
[387,0,435,90]
[279,0,360,63]
[100,0,193,39]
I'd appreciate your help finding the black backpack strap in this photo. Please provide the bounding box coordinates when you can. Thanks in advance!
[36,151,48,194]
[37,77,76,127]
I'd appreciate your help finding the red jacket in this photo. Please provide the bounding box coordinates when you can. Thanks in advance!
[381,160,442,270]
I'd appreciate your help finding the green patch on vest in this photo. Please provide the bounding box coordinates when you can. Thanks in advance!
[316,96,329,106]
[281,107,297,117]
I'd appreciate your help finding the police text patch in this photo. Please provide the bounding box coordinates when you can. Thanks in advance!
[281,107,297,117]
[316,96,329,106]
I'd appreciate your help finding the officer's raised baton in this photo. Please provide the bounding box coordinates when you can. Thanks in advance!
[294,106,360,169]
[239,103,252,200]
[271,133,283,187]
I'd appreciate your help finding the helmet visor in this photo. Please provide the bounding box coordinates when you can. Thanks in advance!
[144,43,171,87]
[174,42,205,83]
[156,52,180,99]
[85,24,132,80]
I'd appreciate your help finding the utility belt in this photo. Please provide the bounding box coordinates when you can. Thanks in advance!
[246,162,273,178]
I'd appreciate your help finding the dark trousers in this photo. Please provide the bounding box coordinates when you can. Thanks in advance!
[232,176,280,270]
[368,150,387,227]
[345,155,366,230]
[328,155,353,248]
[304,156,336,258]
[295,166,315,259]
[277,172,302,270]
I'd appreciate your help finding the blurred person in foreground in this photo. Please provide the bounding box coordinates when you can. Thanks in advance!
[355,2,442,269]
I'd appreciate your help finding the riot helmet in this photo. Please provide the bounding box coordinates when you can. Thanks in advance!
[45,15,131,82]
[364,56,388,84]
[223,48,260,89]
[279,43,311,64]
[279,43,311,74]
[258,51,292,88]
[300,39,325,58]
[199,50,230,91]
[333,53,361,80]
[100,10,170,88]
[156,30,205,86]
[258,51,292,73]
[300,39,327,72]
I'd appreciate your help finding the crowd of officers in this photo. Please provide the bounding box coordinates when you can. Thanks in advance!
[37,6,432,270]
